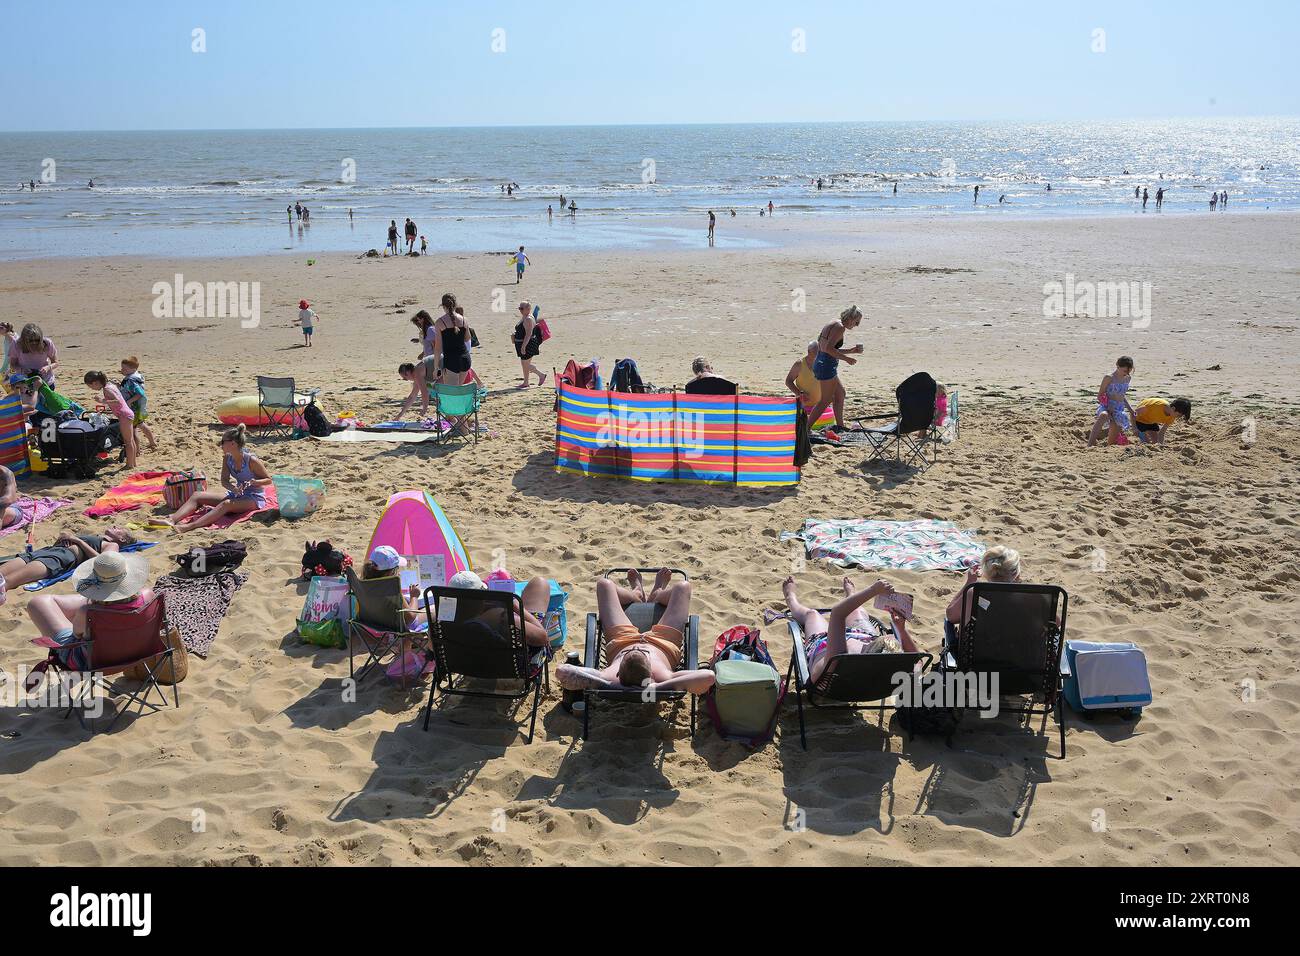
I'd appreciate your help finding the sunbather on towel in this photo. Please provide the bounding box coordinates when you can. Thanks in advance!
[556,569,716,695]
[162,424,271,533]
[0,465,21,529]
[783,575,918,685]
[0,526,136,604]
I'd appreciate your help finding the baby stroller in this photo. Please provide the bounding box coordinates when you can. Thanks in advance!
[32,412,121,479]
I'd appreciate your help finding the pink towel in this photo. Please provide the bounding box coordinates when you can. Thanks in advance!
[190,484,280,529]
[0,497,71,536]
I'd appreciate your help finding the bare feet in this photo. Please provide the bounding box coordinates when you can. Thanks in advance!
[626,569,646,603]
[842,575,856,597]
[652,567,672,594]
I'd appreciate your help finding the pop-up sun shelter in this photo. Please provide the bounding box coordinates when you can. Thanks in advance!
[367,491,472,585]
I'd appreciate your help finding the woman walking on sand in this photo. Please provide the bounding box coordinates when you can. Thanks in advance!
[806,306,865,430]
[513,301,546,388]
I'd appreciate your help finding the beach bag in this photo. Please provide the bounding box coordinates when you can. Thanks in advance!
[1063,641,1152,717]
[273,475,325,519]
[301,401,330,438]
[705,626,785,746]
[537,318,552,342]
[164,470,207,510]
[297,574,350,648]
[174,539,247,576]
[122,627,189,685]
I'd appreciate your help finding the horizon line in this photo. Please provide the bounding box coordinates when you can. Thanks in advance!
[2,114,1297,136]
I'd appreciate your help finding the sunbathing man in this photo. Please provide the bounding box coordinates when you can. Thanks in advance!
[556,569,716,695]
[783,574,918,685]
[0,526,137,606]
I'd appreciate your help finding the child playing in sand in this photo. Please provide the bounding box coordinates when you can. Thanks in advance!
[1087,356,1138,446]
[295,299,315,347]
[1133,397,1191,444]
[83,370,137,469]
[164,424,271,533]
[118,356,156,452]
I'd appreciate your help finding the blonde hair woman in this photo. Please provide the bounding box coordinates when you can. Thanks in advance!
[945,545,1022,652]
[806,306,865,430]
[164,424,271,533]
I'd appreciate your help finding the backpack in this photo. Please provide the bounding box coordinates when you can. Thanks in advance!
[610,358,644,393]
[301,401,330,437]
[174,539,247,575]
[301,540,352,579]
[705,626,786,747]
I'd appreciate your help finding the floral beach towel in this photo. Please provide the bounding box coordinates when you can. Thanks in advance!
[782,518,985,572]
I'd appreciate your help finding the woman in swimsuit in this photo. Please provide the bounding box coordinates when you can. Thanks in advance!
[1087,356,1138,446]
[784,341,822,421]
[782,574,919,686]
[513,301,547,389]
[434,293,472,386]
[556,569,716,695]
[165,424,271,533]
[806,306,864,430]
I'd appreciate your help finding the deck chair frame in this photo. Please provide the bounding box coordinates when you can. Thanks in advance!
[40,592,178,732]
[431,382,481,446]
[256,375,319,439]
[346,568,423,689]
[856,371,941,469]
[580,567,698,740]
[939,581,1070,758]
[786,614,932,749]
[421,585,552,744]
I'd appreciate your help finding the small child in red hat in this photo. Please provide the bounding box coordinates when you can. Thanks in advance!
[295,299,316,348]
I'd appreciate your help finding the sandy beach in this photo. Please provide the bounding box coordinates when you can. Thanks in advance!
[0,212,1297,866]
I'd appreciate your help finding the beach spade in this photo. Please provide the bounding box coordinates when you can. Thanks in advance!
[307,259,315,266]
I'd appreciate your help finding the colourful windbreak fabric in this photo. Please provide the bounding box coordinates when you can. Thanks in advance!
[555,383,800,487]
[782,519,985,571]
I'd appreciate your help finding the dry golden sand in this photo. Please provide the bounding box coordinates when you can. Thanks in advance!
[0,213,1297,866]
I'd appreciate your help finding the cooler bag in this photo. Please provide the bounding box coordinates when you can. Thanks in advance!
[1063,640,1152,716]
[164,471,207,510]
[709,658,782,742]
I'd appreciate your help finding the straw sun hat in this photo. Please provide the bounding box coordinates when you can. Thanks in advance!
[71,551,149,603]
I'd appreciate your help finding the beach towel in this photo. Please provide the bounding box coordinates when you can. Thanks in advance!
[187,484,279,529]
[83,470,176,517]
[1,496,72,536]
[782,518,985,572]
[312,429,441,444]
[22,541,157,592]
[152,569,248,658]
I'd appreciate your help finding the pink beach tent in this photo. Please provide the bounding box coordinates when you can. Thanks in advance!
[365,490,472,578]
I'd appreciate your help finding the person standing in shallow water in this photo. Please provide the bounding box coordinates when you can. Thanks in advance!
[707,210,716,245]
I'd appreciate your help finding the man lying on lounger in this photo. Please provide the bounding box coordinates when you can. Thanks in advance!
[556,569,716,695]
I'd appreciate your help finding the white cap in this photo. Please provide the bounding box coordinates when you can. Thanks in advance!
[447,570,486,590]
[370,546,407,572]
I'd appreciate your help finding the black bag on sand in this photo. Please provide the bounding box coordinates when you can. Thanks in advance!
[175,540,248,576]
[302,401,331,437]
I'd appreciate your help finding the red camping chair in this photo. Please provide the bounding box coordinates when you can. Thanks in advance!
[30,592,179,732]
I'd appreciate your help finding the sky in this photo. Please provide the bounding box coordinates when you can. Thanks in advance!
[1,0,1296,131]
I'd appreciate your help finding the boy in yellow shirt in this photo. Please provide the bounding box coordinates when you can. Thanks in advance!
[1133,397,1191,444]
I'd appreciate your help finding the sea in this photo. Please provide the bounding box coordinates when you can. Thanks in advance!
[1,118,1297,259]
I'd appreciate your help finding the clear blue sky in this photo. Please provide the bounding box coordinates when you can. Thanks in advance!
[2,0,1296,130]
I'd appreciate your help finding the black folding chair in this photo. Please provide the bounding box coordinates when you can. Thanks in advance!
[684,376,739,396]
[786,613,931,749]
[939,581,1070,758]
[422,585,552,744]
[346,568,423,688]
[581,567,699,740]
[856,371,941,468]
[256,375,319,439]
